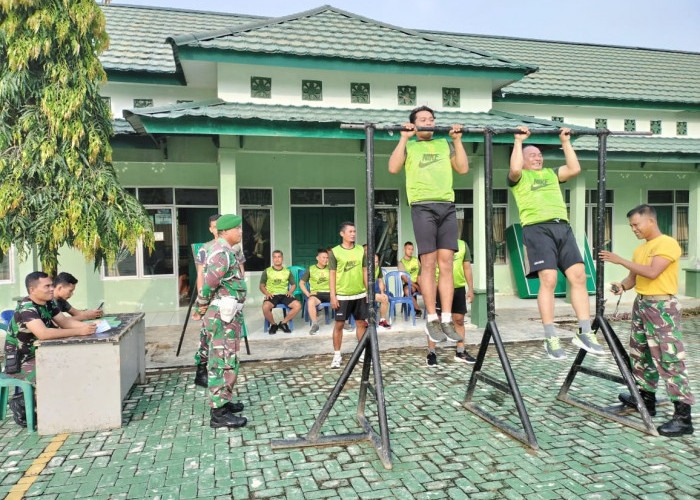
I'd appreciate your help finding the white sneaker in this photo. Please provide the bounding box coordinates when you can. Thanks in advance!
[331,352,342,368]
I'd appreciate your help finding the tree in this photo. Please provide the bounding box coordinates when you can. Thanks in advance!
[0,0,153,275]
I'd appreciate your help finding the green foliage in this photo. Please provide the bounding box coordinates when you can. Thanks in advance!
[0,0,153,274]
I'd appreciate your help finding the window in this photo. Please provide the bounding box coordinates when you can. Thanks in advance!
[240,189,272,272]
[397,85,416,106]
[454,189,507,264]
[585,190,614,257]
[624,119,636,132]
[454,189,474,261]
[350,83,370,104]
[0,247,13,283]
[650,120,662,134]
[290,189,354,206]
[251,77,271,99]
[175,188,218,206]
[301,80,322,101]
[133,99,153,108]
[595,118,607,130]
[648,190,689,257]
[677,121,688,136]
[374,190,399,266]
[442,88,460,108]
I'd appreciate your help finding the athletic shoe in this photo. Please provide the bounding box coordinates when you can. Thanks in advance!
[268,323,278,335]
[425,320,447,343]
[572,329,605,356]
[441,321,462,342]
[8,394,27,428]
[544,337,567,360]
[454,350,476,364]
[309,322,320,335]
[279,322,291,333]
[378,319,391,329]
[426,352,437,367]
[331,352,342,368]
[343,322,353,331]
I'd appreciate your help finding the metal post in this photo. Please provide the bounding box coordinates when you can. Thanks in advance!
[596,133,608,317]
[483,128,496,321]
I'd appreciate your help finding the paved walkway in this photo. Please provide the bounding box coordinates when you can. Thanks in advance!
[0,298,698,499]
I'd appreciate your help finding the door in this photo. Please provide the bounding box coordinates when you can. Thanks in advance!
[177,208,218,305]
[291,207,354,268]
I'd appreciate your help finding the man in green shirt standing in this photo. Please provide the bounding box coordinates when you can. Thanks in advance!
[329,221,368,368]
[509,126,604,360]
[259,250,301,334]
[397,241,422,318]
[389,106,468,345]
[300,248,332,335]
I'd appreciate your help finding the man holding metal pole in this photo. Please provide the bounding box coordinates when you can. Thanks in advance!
[388,106,468,344]
[509,126,605,360]
[600,204,694,436]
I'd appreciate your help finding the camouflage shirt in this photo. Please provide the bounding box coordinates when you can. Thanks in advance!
[5,297,60,358]
[197,238,247,306]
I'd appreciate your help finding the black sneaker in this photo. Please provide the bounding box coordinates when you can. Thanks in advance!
[426,352,437,367]
[454,350,476,364]
[194,364,208,387]
[279,322,291,333]
[268,323,278,335]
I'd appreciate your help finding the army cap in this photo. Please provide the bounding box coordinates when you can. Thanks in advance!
[216,214,242,230]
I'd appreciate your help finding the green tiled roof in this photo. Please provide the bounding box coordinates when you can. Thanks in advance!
[430,32,700,106]
[168,6,534,73]
[101,5,261,74]
[569,136,700,155]
[123,99,574,141]
[112,119,137,135]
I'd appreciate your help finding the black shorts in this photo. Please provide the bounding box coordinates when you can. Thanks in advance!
[436,286,468,315]
[265,294,298,307]
[522,222,583,279]
[410,203,458,255]
[334,298,368,322]
[310,292,331,303]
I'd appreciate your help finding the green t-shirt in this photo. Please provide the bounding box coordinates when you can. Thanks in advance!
[509,168,568,226]
[435,239,471,288]
[405,138,455,204]
[329,244,367,297]
[260,266,294,295]
[301,265,330,293]
[398,256,420,283]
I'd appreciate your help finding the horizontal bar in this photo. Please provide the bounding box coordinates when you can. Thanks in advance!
[476,372,513,395]
[557,394,659,436]
[463,402,539,450]
[575,365,626,385]
[339,123,651,137]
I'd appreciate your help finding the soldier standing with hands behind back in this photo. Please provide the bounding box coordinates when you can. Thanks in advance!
[196,214,247,429]
[600,204,694,436]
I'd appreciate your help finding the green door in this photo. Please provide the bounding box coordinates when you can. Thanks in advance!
[178,207,218,305]
[291,207,354,268]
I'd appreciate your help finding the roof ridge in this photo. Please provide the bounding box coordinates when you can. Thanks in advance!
[167,4,536,71]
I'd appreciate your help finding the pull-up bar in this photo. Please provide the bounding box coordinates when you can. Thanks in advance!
[340,123,651,137]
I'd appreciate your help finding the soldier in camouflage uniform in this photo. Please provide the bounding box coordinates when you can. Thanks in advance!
[601,204,694,437]
[196,214,247,429]
[3,272,96,426]
[193,214,247,387]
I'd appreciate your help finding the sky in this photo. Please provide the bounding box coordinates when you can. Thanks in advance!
[110,0,700,52]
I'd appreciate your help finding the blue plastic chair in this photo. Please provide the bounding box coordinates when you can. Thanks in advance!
[0,310,13,331]
[0,363,36,433]
[263,280,298,333]
[384,270,416,325]
[302,282,332,325]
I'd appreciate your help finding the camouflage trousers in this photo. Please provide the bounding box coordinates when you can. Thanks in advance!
[195,313,247,365]
[5,357,36,385]
[203,306,242,409]
[630,296,695,405]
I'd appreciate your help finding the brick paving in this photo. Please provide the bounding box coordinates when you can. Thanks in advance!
[0,320,698,499]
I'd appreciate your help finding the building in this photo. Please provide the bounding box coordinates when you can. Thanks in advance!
[1,4,698,328]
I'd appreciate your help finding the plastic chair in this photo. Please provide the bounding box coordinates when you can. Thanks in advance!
[263,303,294,332]
[287,266,306,303]
[0,364,36,433]
[302,282,332,325]
[384,271,416,325]
[0,310,13,331]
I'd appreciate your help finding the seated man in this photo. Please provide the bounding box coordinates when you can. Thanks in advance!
[259,250,301,334]
[53,272,103,320]
[300,249,332,335]
[373,253,391,329]
[3,272,97,427]
[397,241,422,317]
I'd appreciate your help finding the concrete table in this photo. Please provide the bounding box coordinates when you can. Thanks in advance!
[35,313,145,435]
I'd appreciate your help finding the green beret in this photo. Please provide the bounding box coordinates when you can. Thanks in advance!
[216,214,242,230]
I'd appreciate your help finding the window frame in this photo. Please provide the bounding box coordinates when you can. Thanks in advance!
[239,188,274,273]
[0,245,15,284]
[647,189,690,257]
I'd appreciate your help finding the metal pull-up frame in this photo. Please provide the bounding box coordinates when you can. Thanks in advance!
[271,121,654,469]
